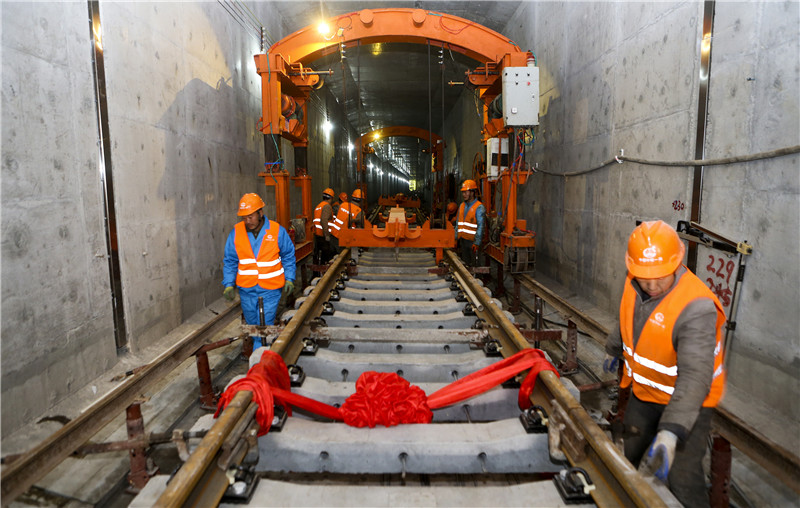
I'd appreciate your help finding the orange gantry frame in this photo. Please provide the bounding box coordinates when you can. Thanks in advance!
[254,8,534,262]
[255,8,529,146]
[337,208,456,264]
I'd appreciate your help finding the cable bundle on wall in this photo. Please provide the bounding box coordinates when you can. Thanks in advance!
[217,0,274,51]
[535,144,800,178]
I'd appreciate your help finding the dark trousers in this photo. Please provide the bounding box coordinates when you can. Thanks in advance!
[623,395,713,507]
[458,238,482,267]
[313,235,334,265]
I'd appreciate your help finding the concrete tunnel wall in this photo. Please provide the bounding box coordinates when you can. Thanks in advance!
[1,1,291,434]
[499,1,799,425]
[2,2,118,433]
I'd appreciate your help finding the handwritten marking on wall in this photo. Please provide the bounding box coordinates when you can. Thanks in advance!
[705,254,735,307]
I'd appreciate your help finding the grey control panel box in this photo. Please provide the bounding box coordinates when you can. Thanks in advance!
[502,66,540,126]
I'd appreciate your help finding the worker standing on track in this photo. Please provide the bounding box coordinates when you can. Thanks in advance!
[331,188,364,242]
[332,192,347,217]
[222,193,296,349]
[455,180,485,267]
[348,188,365,228]
[604,220,726,507]
[313,188,335,265]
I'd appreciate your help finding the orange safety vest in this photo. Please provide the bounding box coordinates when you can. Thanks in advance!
[313,201,331,237]
[457,200,482,241]
[233,221,285,290]
[619,268,726,407]
[331,202,362,238]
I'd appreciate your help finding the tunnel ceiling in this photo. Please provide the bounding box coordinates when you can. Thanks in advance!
[270,1,523,183]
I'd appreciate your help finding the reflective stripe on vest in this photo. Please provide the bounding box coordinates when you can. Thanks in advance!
[234,221,285,290]
[331,203,361,238]
[331,205,349,238]
[313,201,331,237]
[619,268,726,407]
[457,201,481,241]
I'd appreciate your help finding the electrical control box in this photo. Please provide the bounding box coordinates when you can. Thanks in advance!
[487,137,509,180]
[502,66,540,126]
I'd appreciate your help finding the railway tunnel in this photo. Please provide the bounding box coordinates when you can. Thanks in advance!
[1,2,799,507]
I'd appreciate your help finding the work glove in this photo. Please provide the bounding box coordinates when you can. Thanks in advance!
[602,354,619,373]
[472,243,480,252]
[638,430,678,483]
[283,280,295,296]
[223,286,235,301]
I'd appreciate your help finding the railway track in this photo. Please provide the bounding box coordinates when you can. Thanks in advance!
[139,247,674,507]
[3,245,795,506]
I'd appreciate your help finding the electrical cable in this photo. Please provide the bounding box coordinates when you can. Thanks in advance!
[427,40,434,218]
[536,144,800,178]
[226,0,261,33]
[236,0,271,45]
[217,0,261,44]
[357,41,363,178]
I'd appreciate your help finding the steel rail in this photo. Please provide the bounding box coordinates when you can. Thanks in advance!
[452,270,484,312]
[517,275,609,345]
[514,272,800,497]
[0,303,242,506]
[713,406,800,493]
[445,250,667,507]
[154,249,351,507]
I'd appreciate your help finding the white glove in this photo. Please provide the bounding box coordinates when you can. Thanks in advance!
[639,430,678,483]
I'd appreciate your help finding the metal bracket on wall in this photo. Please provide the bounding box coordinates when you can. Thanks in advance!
[676,220,753,364]
[676,221,753,256]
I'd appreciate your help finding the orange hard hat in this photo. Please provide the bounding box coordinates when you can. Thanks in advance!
[339,192,348,202]
[461,179,478,191]
[322,188,334,198]
[352,188,364,200]
[446,202,458,214]
[237,193,265,216]
[625,220,686,279]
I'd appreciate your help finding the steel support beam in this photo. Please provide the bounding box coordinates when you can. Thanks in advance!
[1,304,241,505]
[517,275,609,345]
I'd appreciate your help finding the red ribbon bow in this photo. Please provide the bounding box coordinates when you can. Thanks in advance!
[216,349,558,434]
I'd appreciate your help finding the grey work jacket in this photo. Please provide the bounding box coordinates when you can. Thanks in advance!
[605,266,718,440]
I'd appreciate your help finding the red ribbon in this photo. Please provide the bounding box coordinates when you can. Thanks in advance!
[340,372,433,427]
[215,349,558,434]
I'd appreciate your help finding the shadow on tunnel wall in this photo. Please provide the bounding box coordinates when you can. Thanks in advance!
[156,76,262,324]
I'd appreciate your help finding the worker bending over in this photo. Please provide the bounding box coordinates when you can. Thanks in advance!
[454,180,485,266]
[332,188,364,240]
[446,201,458,226]
[604,220,725,507]
[313,188,335,265]
[222,193,296,349]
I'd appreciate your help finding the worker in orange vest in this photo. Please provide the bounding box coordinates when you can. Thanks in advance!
[332,191,347,217]
[446,201,458,225]
[222,193,296,349]
[313,188,335,265]
[604,220,726,506]
[331,188,364,240]
[454,180,485,266]
[348,188,365,228]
